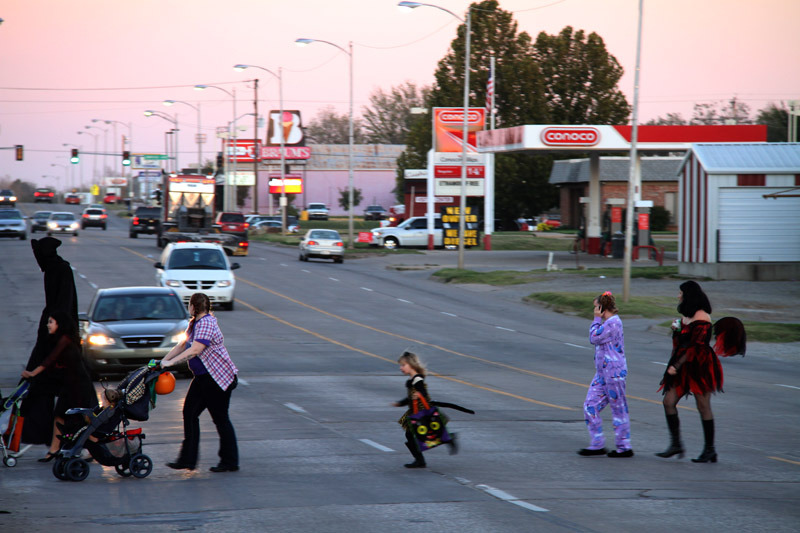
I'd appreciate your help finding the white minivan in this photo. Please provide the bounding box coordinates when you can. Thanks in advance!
[154,242,240,310]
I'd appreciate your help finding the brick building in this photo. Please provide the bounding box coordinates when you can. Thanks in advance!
[548,156,682,229]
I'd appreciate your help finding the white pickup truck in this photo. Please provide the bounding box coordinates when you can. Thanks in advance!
[370,217,443,249]
[306,203,329,221]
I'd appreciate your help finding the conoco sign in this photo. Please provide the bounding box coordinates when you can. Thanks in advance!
[541,127,600,146]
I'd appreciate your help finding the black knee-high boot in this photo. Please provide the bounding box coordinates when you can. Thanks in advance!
[404,432,426,468]
[655,413,684,458]
[692,419,717,463]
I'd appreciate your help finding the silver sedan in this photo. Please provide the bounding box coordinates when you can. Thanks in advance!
[298,229,344,263]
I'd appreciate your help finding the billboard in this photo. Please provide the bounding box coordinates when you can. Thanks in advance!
[223,139,261,163]
[266,110,304,146]
[268,174,303,194]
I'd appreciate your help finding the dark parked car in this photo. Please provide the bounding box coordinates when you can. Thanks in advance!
[363,205,387,220]
[34,187,56,203]
[215,212,248,238]
[81,207,108,230]
[79,286,190,377]
[0,189,17,207]
[129,206,162,238]
[30,210,53,233]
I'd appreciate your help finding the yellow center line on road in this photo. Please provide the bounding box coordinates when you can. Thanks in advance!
[236,298,572,411]
[768,456,800,466]
[236,277,687,410]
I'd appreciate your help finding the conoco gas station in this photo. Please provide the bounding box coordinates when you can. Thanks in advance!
[476,123,766,255]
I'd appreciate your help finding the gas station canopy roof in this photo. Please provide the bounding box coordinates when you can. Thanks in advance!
[477,124,766,154]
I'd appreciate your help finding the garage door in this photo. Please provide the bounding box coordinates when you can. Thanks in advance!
[718,188,800,262]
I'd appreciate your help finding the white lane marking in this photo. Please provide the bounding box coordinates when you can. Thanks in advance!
[776,384,800,390]
[78,273,87,279]
[361,287,374,292]
[476,484,548,512]
[329,277,339,282]
[284,403,307,414]
[397,298,412,304]
[496,326,515,332]
[652,361,668,366]
[441,312,458,317]
[89,282,98,289]
[359,439,394,452]
[564,342,589,349]
[301,269,310,273]
[237,378,249,386]
[280,263,288,267]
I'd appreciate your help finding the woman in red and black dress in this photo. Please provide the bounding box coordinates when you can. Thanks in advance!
[656,281,744,463]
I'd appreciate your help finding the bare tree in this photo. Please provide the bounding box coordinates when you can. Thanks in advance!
[305,106,366,144]
[361,82,431,144]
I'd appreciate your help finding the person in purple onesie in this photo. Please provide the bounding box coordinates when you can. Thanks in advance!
[578,291,633,458]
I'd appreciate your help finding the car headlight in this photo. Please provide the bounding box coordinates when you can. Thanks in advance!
[88,334,116,346]
[165,280,181,287]
[70,223,79,229]
[372,230,383,236]
[171,332,188,344]
[48,222,58,228]
[217,280,232,288]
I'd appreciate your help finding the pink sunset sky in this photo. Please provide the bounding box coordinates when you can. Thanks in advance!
[1,0,798,190]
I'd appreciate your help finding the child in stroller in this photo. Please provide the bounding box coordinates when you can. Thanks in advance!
[52,365,166,482]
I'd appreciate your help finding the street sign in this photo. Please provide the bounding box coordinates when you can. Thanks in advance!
[434,178,485,196]
[131,154,167,170]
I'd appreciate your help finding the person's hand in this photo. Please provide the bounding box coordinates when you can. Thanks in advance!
[21,370,34,379]
[411,391,420,400]
[593,304,602,317]
[160,358,172,368]
[667,365,677,376]
[391,402,400,407]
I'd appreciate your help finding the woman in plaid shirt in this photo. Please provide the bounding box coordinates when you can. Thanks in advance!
[161,292,239,473]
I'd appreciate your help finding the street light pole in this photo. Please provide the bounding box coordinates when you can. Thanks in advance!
[398,1,470,268]
[235,65,287,227]
[163,100,202,172]
[195,84,237,211]
[295,38,355,249]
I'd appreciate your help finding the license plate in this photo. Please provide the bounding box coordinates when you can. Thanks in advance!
[321,251,329,255]
[147,226,155,230]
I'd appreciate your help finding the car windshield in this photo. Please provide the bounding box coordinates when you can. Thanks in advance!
[0,210,22,220]
[34,212,52,219]
[85,209,104,215]
[308,230,340,240]
[219,214,243,223]
[308,204,326,209]
[52,213,74,221]
[93,295,186,322]
[167,249,227,270]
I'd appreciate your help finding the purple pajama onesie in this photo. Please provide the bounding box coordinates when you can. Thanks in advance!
[583,314,631,452]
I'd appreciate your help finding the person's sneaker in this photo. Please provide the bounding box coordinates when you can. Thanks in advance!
[577,447,608,456]
[403,460,426,469]
[166,461,195,470]
[607,449,634,458]
[209,464,239,472]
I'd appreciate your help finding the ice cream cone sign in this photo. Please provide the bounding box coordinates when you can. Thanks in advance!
[282,111,293,143]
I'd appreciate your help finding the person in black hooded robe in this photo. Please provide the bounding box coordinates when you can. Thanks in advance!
[20,237,80,446]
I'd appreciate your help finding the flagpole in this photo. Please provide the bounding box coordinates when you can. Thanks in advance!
[483,54,495,250]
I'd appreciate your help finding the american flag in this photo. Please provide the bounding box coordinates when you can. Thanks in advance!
[485,72,494,122]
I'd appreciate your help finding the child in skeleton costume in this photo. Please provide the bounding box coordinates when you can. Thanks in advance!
[578,292,633,458]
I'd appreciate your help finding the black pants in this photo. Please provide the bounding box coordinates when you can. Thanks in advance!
[177,373,238,468]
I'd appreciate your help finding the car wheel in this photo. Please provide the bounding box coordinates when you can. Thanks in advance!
[102,225,107,231]
[74,232,79,236]
[81,224,86,230]
[20,234,27,241]
[335,257,343,263]
[130,232,137,238]
[298,253,304,261]
[383,237,398,250]
[47,232,52,236]
[223,301,234,311]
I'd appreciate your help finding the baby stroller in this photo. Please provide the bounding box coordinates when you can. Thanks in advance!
[1,380,32,467]
[52,365,164,482]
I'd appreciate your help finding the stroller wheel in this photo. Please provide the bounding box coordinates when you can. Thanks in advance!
[65,457,90,482]
[52,456,69,480]
[3,456,17,467]
[130,453,153,479]
[115,463,133,477]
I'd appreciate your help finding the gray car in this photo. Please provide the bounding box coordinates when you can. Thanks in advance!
[0,209,27,240]
[47,212,79,236]
[30,211,53,233]
[79,286,189,377]
[298,229,344,263]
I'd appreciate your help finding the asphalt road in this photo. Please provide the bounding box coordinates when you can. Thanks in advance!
[1,202,798,532]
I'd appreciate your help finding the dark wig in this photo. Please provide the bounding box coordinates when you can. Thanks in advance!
[677,280,712,318]
[49,309,80,345]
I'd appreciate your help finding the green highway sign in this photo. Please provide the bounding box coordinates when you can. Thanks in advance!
[141,154,169,160]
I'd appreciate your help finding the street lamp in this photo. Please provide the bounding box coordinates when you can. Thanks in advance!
[84,124,109,183]
[399,1,471,268]
[144,110,179,172]
[195,84,237,211]
[163,100,202,172]
[235,64,286,230]
[295,37,355,249]
[92,118,133,162]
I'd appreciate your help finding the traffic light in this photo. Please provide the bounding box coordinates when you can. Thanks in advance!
[122,150,131,166]
[154,189,162,205]
[70,148,79,164]
[216,152,224,171]
[14,145,23,161]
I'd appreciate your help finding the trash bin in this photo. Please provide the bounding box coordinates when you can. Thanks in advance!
[611,231,625,259]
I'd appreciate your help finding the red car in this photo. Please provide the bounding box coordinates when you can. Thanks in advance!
[65,194,81,205]
[104,194,120,204]
[215,212,249,238]
[34,188,55,203]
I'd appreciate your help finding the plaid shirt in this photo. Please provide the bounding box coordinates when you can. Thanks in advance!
[188,314,237,390]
